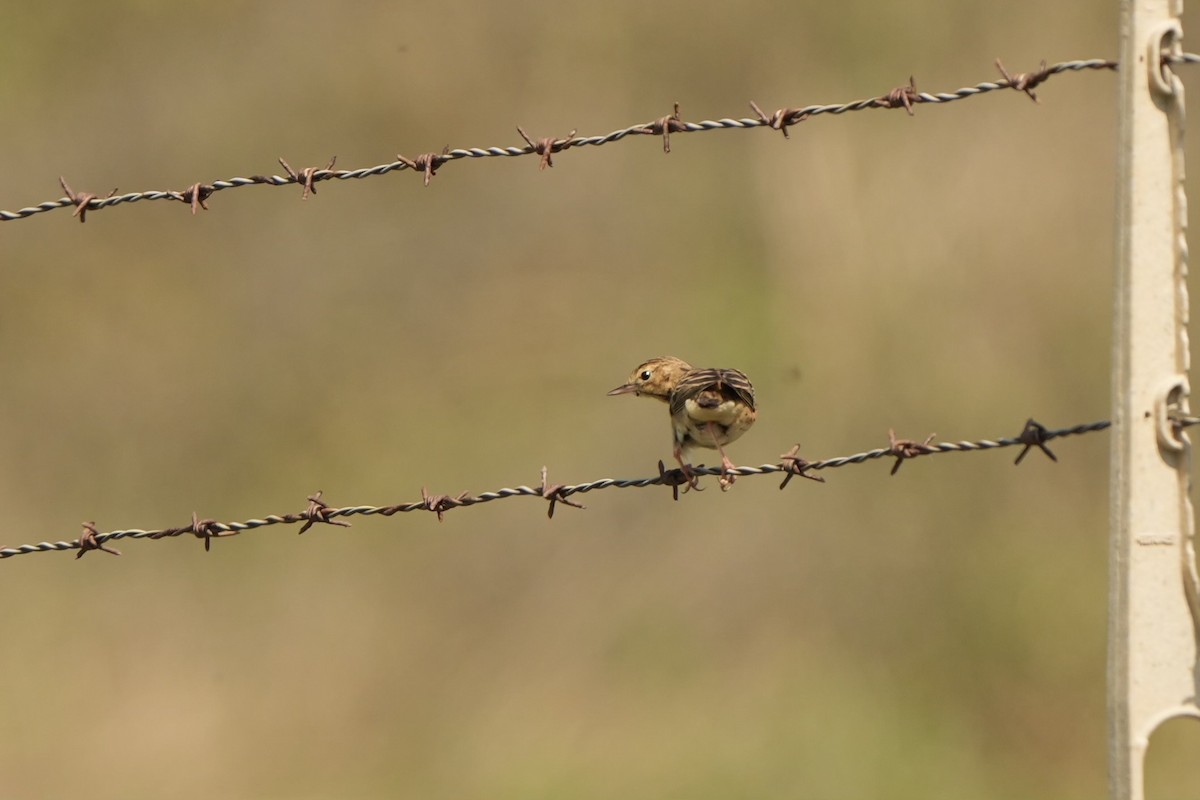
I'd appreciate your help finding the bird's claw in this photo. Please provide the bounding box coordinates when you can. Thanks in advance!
[680,462,704,493]
[718,456,738,491]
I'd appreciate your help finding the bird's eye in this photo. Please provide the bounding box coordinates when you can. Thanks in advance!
[639,370,652,381]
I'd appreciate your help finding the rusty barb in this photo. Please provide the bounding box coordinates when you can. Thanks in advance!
[58,177,117,223]
[540,466,586,518]
[397,147,450,187]
[635,102,689,153]
[1,415,1148,560]
[886,429,938,474]
[179,182,214,214]
[137,510,227,553]
[778,444,826,488]
[3,55,1135,223]
[419,486,471,521]
[299,491,351,535]
[279,156,338,199]
[516,126,577,169]
[994,58,1051,103]
[76,522,119,559]
[749,101,810,139]
[876,77,921,115]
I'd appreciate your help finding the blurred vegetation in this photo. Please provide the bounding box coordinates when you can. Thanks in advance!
[2,2,1199,798]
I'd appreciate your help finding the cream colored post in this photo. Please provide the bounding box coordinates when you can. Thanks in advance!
[1111,1,1200,798]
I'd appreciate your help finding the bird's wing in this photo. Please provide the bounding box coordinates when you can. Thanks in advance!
[669,368,756,416]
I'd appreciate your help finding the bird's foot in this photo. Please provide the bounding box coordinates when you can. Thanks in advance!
[673,458,704,493]
[718,456,739,491]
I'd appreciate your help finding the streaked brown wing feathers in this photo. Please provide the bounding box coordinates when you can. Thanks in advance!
[669,368,755,416]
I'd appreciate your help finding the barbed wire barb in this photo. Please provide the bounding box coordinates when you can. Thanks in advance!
[179,182,213,214]
[0,414,1168,561]
[540,466,586,518]
[1,55,1143,224]
[778,444,825,488]
[995,58,1050,103]
[749,101,808,139]
[75,522,120,559]
[396,147,450,186]
[515,126,577,169]
[638,102,687,153]
[878,76,921,115]
[58,177,118,223]
[298,491,351,535]
[886,429,938,474]
[279,156,338,199]
[1014,418,1058,464]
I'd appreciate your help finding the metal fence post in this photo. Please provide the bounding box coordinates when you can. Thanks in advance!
[1111,1,1200,798]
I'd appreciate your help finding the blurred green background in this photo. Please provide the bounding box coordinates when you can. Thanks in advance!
[3,2,1199,798]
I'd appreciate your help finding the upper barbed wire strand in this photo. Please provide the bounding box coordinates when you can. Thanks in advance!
[1,416,1174,560]
[0,57,1135,224]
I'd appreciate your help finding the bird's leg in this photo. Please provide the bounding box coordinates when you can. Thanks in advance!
[673,442,703,492]
[707,422,738,490]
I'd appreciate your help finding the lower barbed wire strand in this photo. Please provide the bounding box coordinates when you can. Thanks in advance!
[0,417,1136,559]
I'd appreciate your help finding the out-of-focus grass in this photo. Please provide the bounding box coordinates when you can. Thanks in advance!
[1,2,1197,798]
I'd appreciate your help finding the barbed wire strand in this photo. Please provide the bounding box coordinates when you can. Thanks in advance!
[6,415,1189,560]
[11,55,1190,225]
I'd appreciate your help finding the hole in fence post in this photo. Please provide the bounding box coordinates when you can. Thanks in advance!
[1143,716,1200,799]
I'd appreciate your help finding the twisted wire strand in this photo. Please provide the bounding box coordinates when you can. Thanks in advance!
[0,416,1158,560]
[0,57,1132,224]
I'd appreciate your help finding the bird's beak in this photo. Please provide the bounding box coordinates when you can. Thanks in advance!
[607,383,638,396]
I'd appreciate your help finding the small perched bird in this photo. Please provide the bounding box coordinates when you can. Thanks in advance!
[608,356,757,489]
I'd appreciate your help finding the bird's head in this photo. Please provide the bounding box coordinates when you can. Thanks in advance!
[607,356,693,402]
